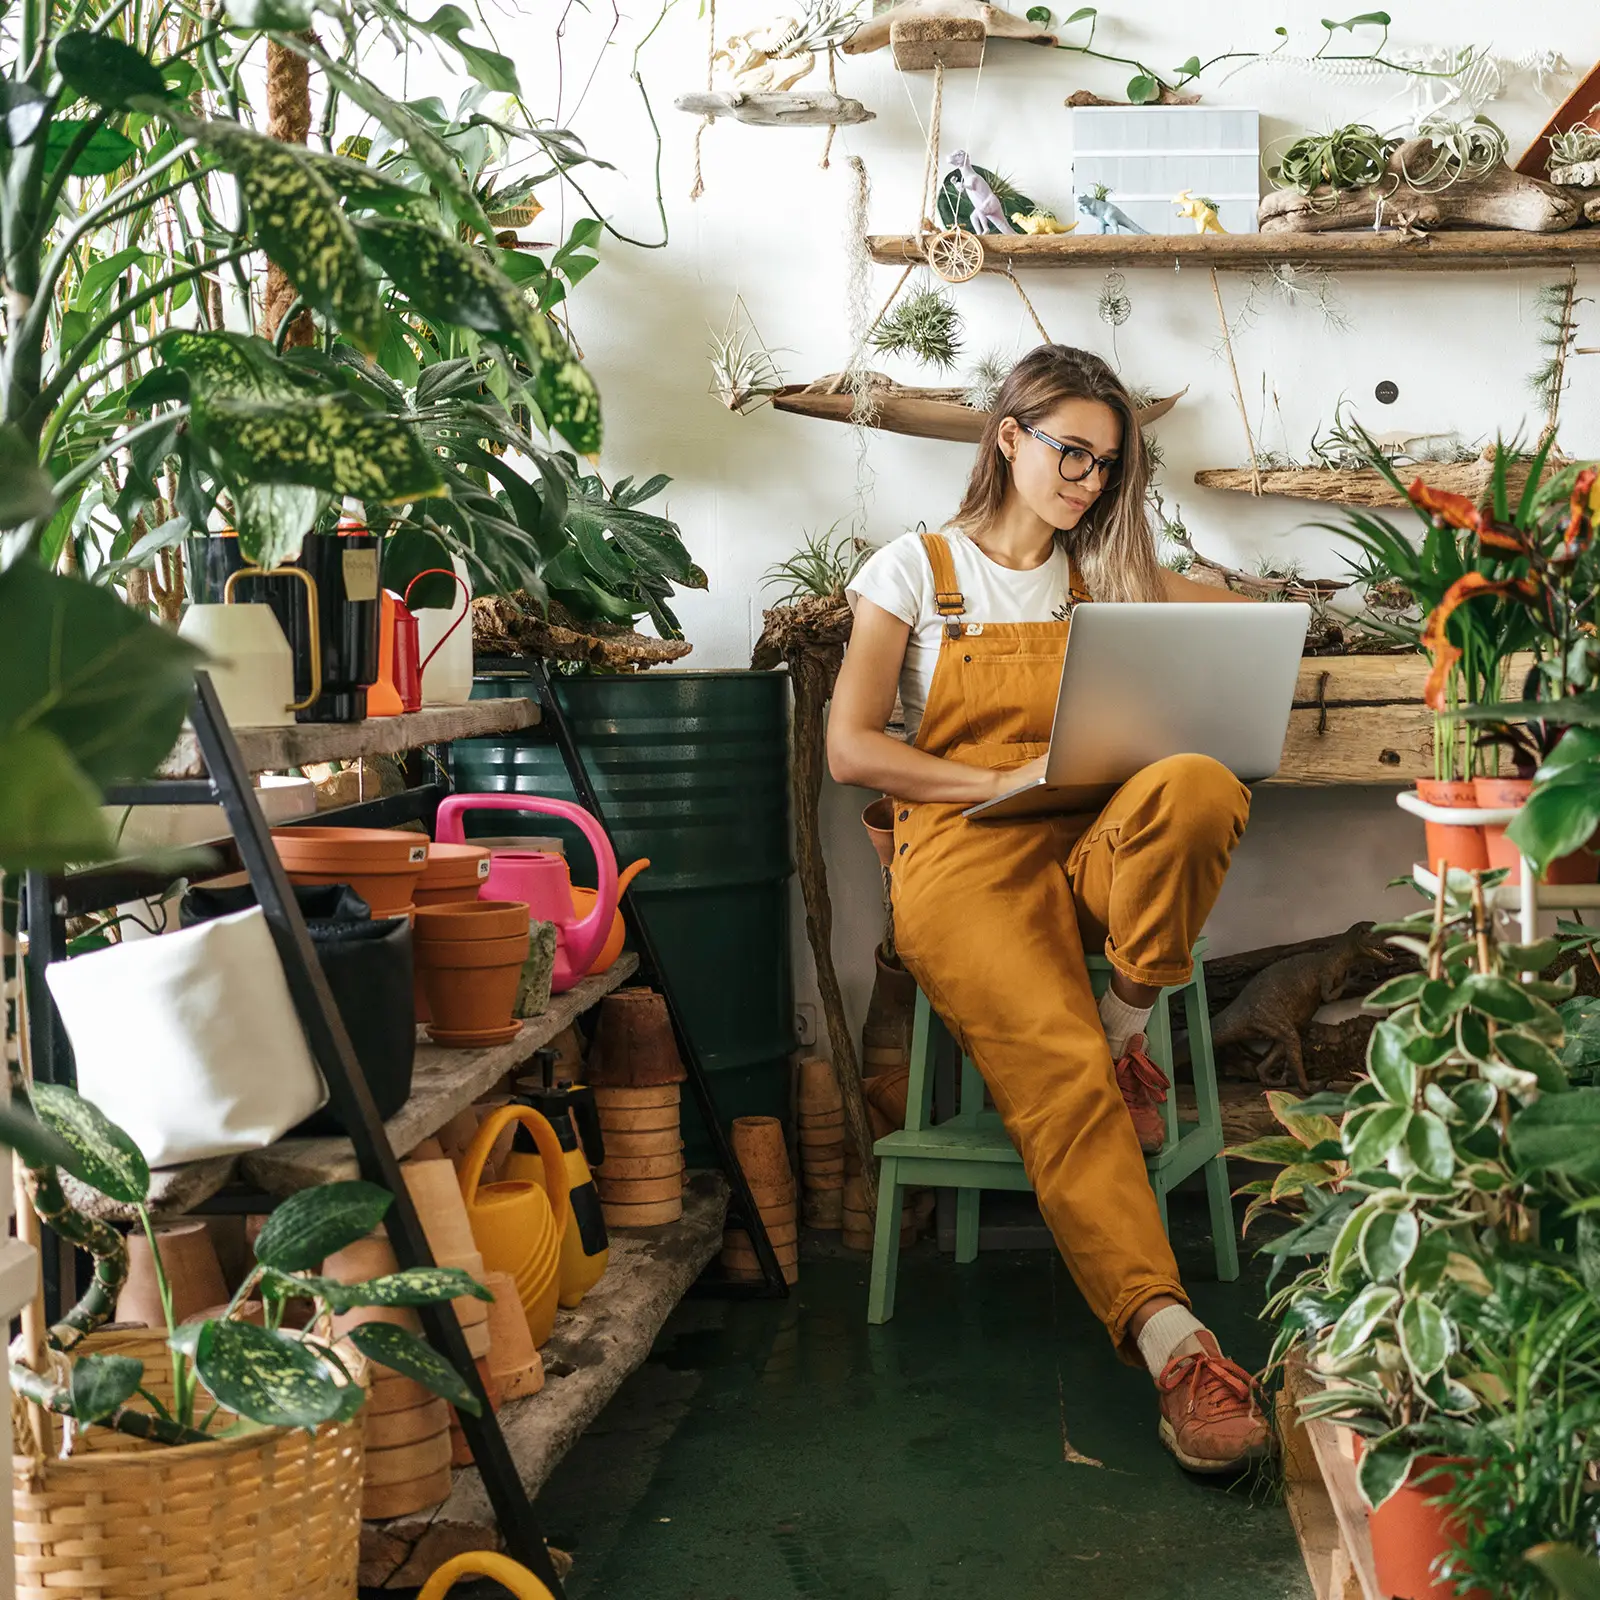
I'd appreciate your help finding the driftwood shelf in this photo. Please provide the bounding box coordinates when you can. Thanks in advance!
[773,383,1183,443]
[159,699,540,780]
[1194,456,1541,508]
[240,955,640,1196]
[358,1171,729,1589]
[1271,655,1433,787]
[865,230,1600,272]
[674,91,874,126]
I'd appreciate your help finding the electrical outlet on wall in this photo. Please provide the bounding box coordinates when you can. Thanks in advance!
[794,1003,818,1047]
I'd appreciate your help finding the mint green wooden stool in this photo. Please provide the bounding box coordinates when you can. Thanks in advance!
[866,943,1238,1324]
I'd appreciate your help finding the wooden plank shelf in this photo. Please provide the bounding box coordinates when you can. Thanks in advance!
[1193,455,1541,509]
[159,699,540,780]
[865,229,1600,273]
[240,954,640,1196]
[358,1171,730,1589]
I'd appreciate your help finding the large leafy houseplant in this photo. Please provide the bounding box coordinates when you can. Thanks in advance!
[16,1081,486,1442]
[1235,869,1600,1512]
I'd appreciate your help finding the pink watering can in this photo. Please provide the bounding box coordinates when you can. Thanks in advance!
[433,795,619,994]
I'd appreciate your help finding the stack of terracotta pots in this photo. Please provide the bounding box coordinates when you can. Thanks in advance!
[412,843,492,1021]
[721,1116,798,1285]
[271,826,430,918]
[861,949,916,1089]
[412,901,531,1048]
[589,988,686,1227]
[323,1233,453,1519]
[796,1058,845,1230]
[401,1157,492,1363]
[447,1358,503,1467]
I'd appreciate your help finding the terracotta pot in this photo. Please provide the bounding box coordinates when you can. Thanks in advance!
[797,1057,844,1118]
[413,900,532,942]
[322,1232,414,1338]
[416,923,530,1048]
[592,1084,678,1108]
[414,843,492,907]
[400,1159,480,1259]
[596,1173,684,1203]
[596,1152,684,1180]
[798,1117,844,1145]
[590,988,685,1087]
[803,1189,843,1228]
[448,1358,503,1466]
[367,1395,450,1450]
[272,826,429,918]
[1367,1456,1485,1600]
[731,1116,790,1188]
[362,1468,453,1521]
[482,1269,544,1401]
[600,1196,683,1227]
[862,949,917,1077]
[862,796,896,869]
[1413,778,1489,875]
[747,1176,796,1209]
[436,1106,484,1168]
[366,1366,435,1415]
[1474,776,1600,885]
[865,1066,912,1136]
[600,1128,684,1158]
[118,1222,229,1328]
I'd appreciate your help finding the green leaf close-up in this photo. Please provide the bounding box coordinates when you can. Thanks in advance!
[345,1320,481,1414]
[70,1353,146,1422]
[29,1082,150,1203]
[252,1180,393,1273]
[193,1320,350,1429]
[54,31,173,110]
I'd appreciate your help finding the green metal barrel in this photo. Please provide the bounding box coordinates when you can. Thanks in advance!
[452,668,794,1158]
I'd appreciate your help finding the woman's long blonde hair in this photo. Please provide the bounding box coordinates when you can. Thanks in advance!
[950,344,1165,603]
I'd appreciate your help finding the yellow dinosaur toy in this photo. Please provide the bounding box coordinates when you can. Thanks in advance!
[1173,190,1226,234]
[1010,209,1076,234]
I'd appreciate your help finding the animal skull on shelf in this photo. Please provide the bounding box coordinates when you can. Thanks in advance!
[712,0,861,94]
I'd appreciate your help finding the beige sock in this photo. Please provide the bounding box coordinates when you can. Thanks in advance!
[1099,987,1153,1060]
[1136,1304,1207,1379]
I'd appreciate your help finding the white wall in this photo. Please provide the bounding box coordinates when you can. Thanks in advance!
[498,2,1600,1034]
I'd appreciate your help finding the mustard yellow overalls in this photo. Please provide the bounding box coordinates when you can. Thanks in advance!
[890,533,1250,1353]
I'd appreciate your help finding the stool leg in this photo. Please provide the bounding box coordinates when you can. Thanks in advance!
[866,1156,905,1325]
[1151,1173,1170,1236]
[1204,1155,1240,1281]
[1146,990,1179,1148]
[954,1189,980,1263]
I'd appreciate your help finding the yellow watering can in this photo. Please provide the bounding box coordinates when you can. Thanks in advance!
[459,1104,570,1347]
[419,1551,555,1600]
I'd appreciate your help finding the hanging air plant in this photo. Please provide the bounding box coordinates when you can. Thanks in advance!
[1097,270,1131,328]
[963,350,1014,411]
[708,297,787,413]
[870,278,963,371]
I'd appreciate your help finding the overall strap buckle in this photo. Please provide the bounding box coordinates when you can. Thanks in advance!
[921,533,967,638]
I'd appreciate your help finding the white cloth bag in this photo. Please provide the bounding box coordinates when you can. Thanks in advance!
[45,907,328,1168]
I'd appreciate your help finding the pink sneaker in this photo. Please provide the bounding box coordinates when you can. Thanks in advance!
[1156,1333,1272,1474]
[1114,1035,1169,1155]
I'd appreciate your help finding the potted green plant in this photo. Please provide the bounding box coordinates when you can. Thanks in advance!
[11,1081,488,1599]
[1234,868,1600,1596]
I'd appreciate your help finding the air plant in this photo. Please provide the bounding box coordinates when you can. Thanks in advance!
[1268,122,1397,195]
[963,350,1014,411]
[1399,112,1507,192]
[871,279,962,372]
[763,521,874,603]
[1549,126,1600,173]
[1232,263,1350,333]
[1528,273,1585,442]
[1097,269,1131,328]
[708,298,787,414]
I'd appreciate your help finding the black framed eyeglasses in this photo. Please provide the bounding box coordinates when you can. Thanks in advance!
[1018,424,1120,485]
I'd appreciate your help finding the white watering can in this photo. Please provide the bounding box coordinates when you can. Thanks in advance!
[178,566,321,727]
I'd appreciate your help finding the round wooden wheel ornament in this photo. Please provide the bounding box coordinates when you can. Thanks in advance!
[926,227,984,283]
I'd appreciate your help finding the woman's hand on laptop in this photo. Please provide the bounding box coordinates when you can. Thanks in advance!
[992,754,1048,794]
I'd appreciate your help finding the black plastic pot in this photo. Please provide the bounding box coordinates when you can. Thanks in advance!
[180,881,414,1133]
[184,532,380,723]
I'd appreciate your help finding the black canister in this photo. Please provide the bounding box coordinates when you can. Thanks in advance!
[286,530,381,723]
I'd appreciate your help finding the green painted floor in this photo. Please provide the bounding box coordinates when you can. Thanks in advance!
[532,1188,1312,1600]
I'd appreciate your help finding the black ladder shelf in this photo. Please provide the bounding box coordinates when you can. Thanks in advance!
[21,669,788,1598]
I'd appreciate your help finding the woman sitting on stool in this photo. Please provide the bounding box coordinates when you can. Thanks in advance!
[828,344,1269,1475]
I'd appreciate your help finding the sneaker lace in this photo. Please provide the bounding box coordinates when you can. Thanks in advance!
[1114,1042,1169,1108]
[1159,1346,1257,1419]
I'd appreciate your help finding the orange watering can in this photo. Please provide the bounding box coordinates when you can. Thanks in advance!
[419,1552,555,1600]
[569,856,649,974]
[459,1105,570,1346]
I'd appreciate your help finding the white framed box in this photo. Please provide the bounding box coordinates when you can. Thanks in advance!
[1070,106,1261,235]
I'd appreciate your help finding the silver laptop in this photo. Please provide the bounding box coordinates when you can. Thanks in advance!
[963,602,1310,820]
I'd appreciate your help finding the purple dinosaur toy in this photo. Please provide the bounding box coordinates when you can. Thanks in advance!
[945,150,1015,235]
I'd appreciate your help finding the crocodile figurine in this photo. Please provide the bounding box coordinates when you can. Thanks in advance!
[1209,922,1394,1092]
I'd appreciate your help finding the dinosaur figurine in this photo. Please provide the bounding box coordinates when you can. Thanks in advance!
[1075,187,1147,235]
[1208,922,1395,1092]
[945,150,1015,234]
[1173,189,1226,234]
[1011,209,1076,234]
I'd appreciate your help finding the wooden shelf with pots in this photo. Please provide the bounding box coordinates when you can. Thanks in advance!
[358,1170,730,1589]
[865,230,1600,273]
[65,955,642,1224]
[240,953,641,1197]
[159,698,540,780]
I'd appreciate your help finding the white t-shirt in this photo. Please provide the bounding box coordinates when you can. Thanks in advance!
[846,529,1078,739]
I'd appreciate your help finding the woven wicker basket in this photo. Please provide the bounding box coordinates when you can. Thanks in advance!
[13,1329,365,1600]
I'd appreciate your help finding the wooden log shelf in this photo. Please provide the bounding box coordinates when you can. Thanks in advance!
[1272,655,1430,787]
[159,699,540,780]
[357,1171,729,1589]
[865,230,1600,272]
[1193,456,1541,509]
